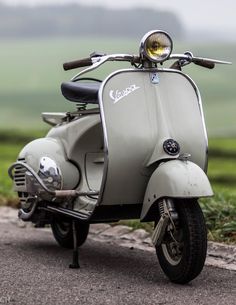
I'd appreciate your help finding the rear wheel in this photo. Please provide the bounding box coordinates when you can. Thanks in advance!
[156,199,207,284]
[51,219,89,249]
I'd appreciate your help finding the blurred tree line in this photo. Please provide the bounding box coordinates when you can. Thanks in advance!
[0,3,183,38]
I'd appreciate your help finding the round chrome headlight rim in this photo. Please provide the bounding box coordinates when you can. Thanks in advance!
[140,30,173,63]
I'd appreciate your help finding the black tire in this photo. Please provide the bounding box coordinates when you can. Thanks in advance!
[156,199,207,284]
[51,219,89,249]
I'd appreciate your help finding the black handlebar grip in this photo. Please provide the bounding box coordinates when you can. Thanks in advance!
[193,58,215,69]
[63,57,93,71]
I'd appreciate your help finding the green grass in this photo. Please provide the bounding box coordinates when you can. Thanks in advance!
[202,138,236,243]
[0,128,48,143]
[201,192,236,243]
[0,130,47,204]
[208,138,236,195]
[0,143,24,205]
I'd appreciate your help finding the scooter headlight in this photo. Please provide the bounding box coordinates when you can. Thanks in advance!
[140,30,173,63]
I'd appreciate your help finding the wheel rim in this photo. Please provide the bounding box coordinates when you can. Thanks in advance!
[54,221,71,236]
[161,226,184,266]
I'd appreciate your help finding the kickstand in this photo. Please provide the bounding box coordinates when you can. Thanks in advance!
[69,220,80,269]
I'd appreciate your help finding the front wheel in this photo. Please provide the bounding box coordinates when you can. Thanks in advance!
[156,199,207,284]
[51,219,89,249]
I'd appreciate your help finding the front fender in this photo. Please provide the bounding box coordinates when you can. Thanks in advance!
[141,160,213,220]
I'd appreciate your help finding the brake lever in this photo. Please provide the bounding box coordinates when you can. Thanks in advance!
[90,51,107,58]
[71,56,109,81]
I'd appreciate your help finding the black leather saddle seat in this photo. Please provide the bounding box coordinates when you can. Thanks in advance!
[61,81,101,104]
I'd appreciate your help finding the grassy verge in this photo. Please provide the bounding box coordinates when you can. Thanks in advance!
[201,193,236,243]
[0,129,47,206]
[0,143,23,207]
[0,134,235,243]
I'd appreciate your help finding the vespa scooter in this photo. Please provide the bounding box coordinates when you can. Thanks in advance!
[8,30,230,284]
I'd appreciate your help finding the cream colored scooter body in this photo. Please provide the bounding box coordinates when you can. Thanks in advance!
[9,30,231,284]
[97,69,212,217]
[13,68,213,221]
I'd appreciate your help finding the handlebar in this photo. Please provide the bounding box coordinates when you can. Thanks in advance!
[169,53,231,69]
[63,53,231,79]
[63,57,93,71]
[63,54,140,72]
[192,58,215,69]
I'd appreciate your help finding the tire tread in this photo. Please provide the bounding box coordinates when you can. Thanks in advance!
[156,199,207,284]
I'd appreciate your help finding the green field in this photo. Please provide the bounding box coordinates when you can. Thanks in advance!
[0,38,235,243]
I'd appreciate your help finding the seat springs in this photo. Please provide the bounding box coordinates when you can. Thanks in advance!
[76,102,87,111]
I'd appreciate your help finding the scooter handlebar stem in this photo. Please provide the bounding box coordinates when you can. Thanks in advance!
[70,54,140,81]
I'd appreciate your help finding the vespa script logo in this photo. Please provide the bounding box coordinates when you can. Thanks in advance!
[109,84,140,104]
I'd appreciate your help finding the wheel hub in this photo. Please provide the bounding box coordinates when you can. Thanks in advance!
[162,223,184,265]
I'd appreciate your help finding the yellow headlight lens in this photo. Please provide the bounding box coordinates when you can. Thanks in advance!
[140,31,173,63]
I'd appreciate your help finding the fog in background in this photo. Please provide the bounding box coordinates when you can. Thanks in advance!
[0,3,183,39]
[1,0,236,41]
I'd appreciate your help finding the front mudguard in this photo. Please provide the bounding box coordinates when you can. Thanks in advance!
[141,160,213,220]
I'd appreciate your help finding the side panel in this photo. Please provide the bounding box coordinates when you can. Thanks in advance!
[140,160,213,220]
[47,115,104,195]
[16,138,80,191]
[98,69,208,206]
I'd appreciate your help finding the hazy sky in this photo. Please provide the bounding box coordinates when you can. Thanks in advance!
[1,0,236,33]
